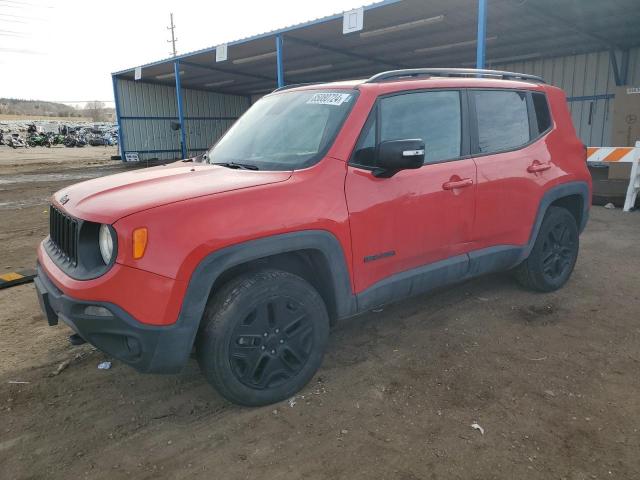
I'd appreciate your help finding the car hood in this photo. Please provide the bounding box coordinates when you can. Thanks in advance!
[53,162,292,223]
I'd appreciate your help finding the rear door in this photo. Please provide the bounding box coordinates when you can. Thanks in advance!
[345,89,477,293]
[470,89,552,249]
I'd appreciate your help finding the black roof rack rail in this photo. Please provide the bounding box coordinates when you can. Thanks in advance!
[365,68,545,84]
[272,81,324,93]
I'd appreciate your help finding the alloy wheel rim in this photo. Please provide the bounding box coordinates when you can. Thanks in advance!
[229,297,314,390]
[541,222,575,281]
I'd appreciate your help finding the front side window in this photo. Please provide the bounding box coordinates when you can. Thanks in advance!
[352,108,377,166]
[474,90,530,154]
[351,91,462,167]
[380,91,462,164]
[208,90,356,170]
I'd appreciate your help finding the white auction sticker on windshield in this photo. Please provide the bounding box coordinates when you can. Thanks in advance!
[307,92,352,106]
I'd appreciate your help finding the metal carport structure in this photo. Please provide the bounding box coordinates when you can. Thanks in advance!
[112,0,640,161]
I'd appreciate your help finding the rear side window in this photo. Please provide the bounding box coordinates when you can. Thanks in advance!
[380,91,461,164]
[532,92,552,134]
[474,90,530,154]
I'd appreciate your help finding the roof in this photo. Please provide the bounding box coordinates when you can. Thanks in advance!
[113,0,640,96]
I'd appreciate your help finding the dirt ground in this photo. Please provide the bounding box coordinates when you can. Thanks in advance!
[1,146,639,480]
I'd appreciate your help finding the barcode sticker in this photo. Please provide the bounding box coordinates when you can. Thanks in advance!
[307,93,352,106]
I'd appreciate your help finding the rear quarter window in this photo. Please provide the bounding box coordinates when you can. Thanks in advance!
[532,92,552,134]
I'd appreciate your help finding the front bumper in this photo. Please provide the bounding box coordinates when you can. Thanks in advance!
[34,265,195,373]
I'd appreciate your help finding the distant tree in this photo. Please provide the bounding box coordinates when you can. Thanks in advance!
[85,101,107,122]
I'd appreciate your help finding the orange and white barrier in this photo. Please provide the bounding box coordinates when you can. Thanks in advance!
[587,141,640,212]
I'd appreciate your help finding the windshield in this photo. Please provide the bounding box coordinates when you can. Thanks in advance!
[207,89,357,170]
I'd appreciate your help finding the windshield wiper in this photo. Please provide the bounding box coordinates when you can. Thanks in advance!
[212,162,260,171]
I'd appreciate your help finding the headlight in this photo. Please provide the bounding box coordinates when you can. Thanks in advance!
[98,224,115,264]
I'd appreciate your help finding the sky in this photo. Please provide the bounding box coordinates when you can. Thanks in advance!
[0,0,367,105]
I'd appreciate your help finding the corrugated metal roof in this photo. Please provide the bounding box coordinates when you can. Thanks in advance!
[113,0,640,96]
[112,0,401,75]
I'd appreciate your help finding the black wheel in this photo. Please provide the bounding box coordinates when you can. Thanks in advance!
[515,206,579,292]
[196,269,329,406]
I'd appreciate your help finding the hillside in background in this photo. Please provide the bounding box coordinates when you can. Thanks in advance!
[0,98,81,117]
[0,98,115,121]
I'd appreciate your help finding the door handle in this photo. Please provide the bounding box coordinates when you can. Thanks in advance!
[527,162,552,173]
[442,178,474,190]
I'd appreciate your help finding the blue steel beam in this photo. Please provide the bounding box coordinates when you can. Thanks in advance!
[119,116,239,121]
[179,60,275,83]
[476,0,487,69]
[111,75,126,159]
[566,94,615,102]
[620,49,630,85]
[610,50,622,86]
[276,35,285,88]
[610,49,631,86]
[283,35,406,69]
[174,60,188,159]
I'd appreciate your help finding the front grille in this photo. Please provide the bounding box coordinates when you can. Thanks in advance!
[49,205,78,266]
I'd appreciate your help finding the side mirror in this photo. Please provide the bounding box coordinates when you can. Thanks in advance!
[170,121,181,131]
[374,139,425,178]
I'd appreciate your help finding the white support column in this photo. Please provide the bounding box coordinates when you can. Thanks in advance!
[623,141,640,212]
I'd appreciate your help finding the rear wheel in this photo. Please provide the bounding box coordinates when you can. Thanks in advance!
[196,269,329,406]
[515,206,579,292]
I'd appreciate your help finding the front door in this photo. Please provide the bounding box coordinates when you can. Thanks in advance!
[345,89,476,294]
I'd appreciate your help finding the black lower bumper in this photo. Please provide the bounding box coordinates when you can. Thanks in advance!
[34,265,195,373]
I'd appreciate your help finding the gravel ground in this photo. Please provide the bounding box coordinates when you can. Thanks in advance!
[1,146,639,480]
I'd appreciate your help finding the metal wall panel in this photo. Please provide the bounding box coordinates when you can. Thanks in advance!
[115,79,249,160]
[182,89,249,154]
[493,48,640,147]
[628,47,640,85]
[116,46,640,156]
[494,49,623,146]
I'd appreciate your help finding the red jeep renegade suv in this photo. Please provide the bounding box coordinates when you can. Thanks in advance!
[35,69,591,406]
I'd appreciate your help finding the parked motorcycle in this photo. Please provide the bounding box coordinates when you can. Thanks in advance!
[105,133,118,146]
[50,133,66,146]
[64,134,87,147]
[27,133,52,148]
[87,134,107,146]
[63,135,77,147]
[7,133,27,149]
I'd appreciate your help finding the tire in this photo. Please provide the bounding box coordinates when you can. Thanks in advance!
[514,206,579,292]
[196,269,330,406]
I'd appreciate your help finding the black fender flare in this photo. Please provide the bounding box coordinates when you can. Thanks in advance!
[164,230,356,370]
[522,180,590,260]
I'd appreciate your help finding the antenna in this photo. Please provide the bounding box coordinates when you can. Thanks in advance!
[167,12,177,57]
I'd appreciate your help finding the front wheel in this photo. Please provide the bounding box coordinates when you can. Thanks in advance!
[514,206,579,292]
[196,269,329,406]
